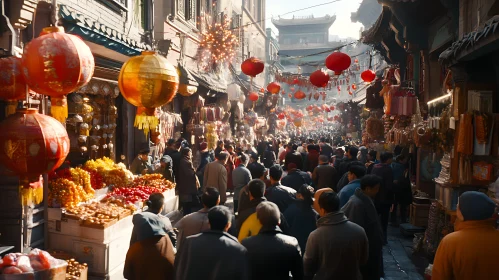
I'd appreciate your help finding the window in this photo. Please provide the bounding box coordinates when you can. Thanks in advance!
[139,0,150,30]
[185,0,197,22]
[97,0,127,13]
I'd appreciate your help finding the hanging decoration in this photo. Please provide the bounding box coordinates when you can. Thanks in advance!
[248,92,259,102]
[118,51,179,136]
[259,88,265,93]
[0,108,69,206]
[0,57,26,116]
[352,84,357,90]
[241,57,265,77]
[309,70,330,88]
[361,69,376,83]
[325,52,351,75]
[267,82,281,94]
[294,90,306,100]
[199,14,239,71]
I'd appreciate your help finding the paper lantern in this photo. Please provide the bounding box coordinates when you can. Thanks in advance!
[241,57,264,77]
[325,52,351,75]
[267,82,281,94]
[278,113,285,120]
[177,64,199,96]
[352,84,357,90]
[288,93,292,98]
[249,92,259,102]
[361,69,376,83]
[119,51,179,135]
[22,27,94,97]
[0,108,69,205]
[0,57,26,116]
[310,70,330,88]
[294,90,306,100]
[292,78,299,84]
[330,105,335,111]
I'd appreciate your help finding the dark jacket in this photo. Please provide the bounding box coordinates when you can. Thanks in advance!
[320,143,334,158]
[338,179,361,207]
[306,150,320,173]
[157,155,175,183]
[303,212,368,280]
[265,183,296,213]
[196,151,212,186]
[336,161,365,192]
[338,158,361,177]
[165,148,181,178]
[285,151,304,170]
[283,200,318,252]
[281,170,312,192]
[263,149,277,168]
[312,164,338,190]
[176,157,198,196]
[342,188,384,280]
[174,231,249,280]
[371,163,394,205]
[236,197,289,234]
[242,226,304,280]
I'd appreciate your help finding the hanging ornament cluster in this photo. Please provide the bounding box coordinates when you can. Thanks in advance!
[119,51,179,136]
[0,57,26,116]
[199,14,239,70]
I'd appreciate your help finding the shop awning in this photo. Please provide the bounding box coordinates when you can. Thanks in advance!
[352,87,367,104]
[178,64,199,88]
[191,71,227,93]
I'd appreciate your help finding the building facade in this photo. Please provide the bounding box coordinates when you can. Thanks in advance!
[265,27,283,85]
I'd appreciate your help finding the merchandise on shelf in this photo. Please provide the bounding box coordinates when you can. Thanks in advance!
[104,174,175,205]
[83,157,134,186]
[64,201,134,228]
[48,178,94,208]
[0,249,66,275]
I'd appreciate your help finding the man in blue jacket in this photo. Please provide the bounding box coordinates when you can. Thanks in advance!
[338,165,366,207]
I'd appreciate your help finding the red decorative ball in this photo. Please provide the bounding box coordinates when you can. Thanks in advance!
[259,88,265,93]
[325,52,351,75]
[267,82,281,94]
[249,92,259,102]
[351,84,357,90]
[292,78,299,84]
[306,105,313,111]
[278,113,285,120]
[309,70,330,88]
[241,57,264,77]
[361,69,376,83]
[294,90,306,100]
[330,105,335,111]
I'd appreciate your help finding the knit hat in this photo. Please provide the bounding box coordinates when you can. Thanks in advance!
[459,191,496,221]
[132,212,167,241]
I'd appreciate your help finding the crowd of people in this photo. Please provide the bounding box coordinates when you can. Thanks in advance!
[123,136,499,280]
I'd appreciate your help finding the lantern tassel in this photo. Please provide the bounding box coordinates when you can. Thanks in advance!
[135,107,158,136]
[51,96,68,123]
[19,176,44,206]
[5,101,17,117]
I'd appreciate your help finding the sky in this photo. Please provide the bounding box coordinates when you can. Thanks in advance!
[265,0,364,39]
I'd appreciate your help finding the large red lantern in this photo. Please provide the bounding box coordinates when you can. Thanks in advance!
[310,70,330,88]
[241,57,264,77]
[325,52,351,75]
[267,82,281,94]
[278,112,285,120]
[0,57,27,116]
[249,92,259,102]
[22,27,94,97]
[294,90,306,100]
[0,108,69,205]
[361,69,376,83]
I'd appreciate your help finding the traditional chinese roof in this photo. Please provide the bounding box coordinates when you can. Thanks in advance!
[351,0,383,27]
[272,15,336,28]
[361,6,393,45]
[439,15,499,66]
[59,4,150,56]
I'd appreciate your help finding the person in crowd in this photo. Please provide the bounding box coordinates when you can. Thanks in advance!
[242,201,304,280]
[336,161,365,192]
[238,179,289,241]
[285,144,304,170]
[284,185,318,252]
[130,148,152,175]
[319,138,334,158]
[338,146,360,176]
[303,191,368,280]
[263,143,277,168]
[365,150,378,174]
[246,143,258,157]
[333,147,345,169]
[338,165,366,207]
[175,187,220,251]
[312,155,338,190]
[247,153,263,177]
[391,154,412,225]
[281,163,312,192]
[305,144,320,173]
[226,145,236,193]
[265,165,296,213]
[176,147,200,215]
[174,206,249,280]
[195,142,211,187]
[164,139,182,179]
[257,139,268,162]
[232,153,252,212]
[155,155,174,183]
[342,175,384,280]
[432,191,499,280]
[278,144,289,164]
[238,163,266,214]
[370,152,394,244]
[358,146,368,164]
[124,204,175,280]
[278,143,287,164]
[214,140,225,159]
[203,152,229,205]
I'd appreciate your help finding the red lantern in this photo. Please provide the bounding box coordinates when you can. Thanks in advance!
[309,70,330,88]
[241,57,264,77]
[334,115,340,121]
[22,27,94,97]
[352,84,357,90]
[330,105,335,111]
[278,112,285,120]
[292,78,299,84]
[249,92,259,102]
[259,88,265,93]
[325,52,351,75]
[290,87,295,91]
[294,90,306,100]
[361,69,376,83]
[0,57,27,116]
[306,105,313,111]
[0,108,69,205]
[267,82,281,94]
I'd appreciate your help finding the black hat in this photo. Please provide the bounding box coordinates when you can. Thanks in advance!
[139,148,150,154]
[167,139,176,146]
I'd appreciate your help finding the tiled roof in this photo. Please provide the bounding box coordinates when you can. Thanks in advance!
[361,6,393,45]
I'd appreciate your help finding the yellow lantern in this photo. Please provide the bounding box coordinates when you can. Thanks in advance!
[118,51,179,135]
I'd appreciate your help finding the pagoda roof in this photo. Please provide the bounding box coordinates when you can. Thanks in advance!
[272,15,336,28]
[361,6,393,45]
[351,0,383,27]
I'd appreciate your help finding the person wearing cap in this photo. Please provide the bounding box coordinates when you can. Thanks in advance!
[130,148,152,175]
[196,142,212,187]
[432,191,499,280]
[155,155,175,183]
[164,139,182,180]
[281,162,312,192]
[266,165,296,213]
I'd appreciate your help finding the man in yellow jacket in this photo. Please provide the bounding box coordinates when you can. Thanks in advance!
[432,191,499,280]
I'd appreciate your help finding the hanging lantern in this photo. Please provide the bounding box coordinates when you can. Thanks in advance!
[325,52,351,75]
[267,82,281,94]
[177,64,199,96]
[351,84,357,90]
[0,108,69,206]
[330,105,335,111]
[278,112,285,120]
[119,51,179,136]
[281,89,285,95]
[294,118,303,127]
[292,78,299,84]
[309,70,330,88]
[0,57,26,116]
[259,88,265,93]
[306,105,313,111]
[294,90,306,100]
[22,27,94,97]
[241,57,264,77]
[361,69,376,83]
[249,92,259,102]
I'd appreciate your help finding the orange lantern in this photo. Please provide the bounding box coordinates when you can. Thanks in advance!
[0,57,26,116]
[259,88,265,93]
[249,92,259,102]
[294,90,306,100]
[0,108,69,205]
[267,82,281,94]
[119,51,179,135]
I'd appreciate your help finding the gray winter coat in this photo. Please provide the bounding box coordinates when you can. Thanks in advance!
[303,211,368,280]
